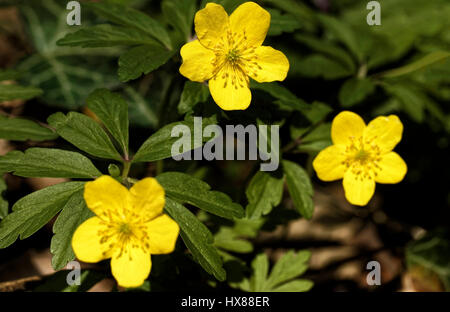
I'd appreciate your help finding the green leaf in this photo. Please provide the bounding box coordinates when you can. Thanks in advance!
[290,54,353,79]
[118,44,175,82]
[50,189,94,270]
[214,227,253,253]
[282,160,314,219]
[0,69,21,81]
[377,51,450,78]
[266,250,311,289]
[382,83,426,123]
[0,115,58,141]
[251,81,310,112]
[178,81,210,115]
[57,24,161,48]
[157,172,244,220]
[162,0,196,41]
[164,198,226,281]
[339,78,375,107]
[0,148,102,179]
[0,178,8,219]
[0,181,85,248]
[245,171,284,219]
[250,253,270,292]
[267,9,301,36]
[270,279,313,292]
[297,123,332,153]
[317,14,363,62]
[47,112,122,161]
[0,84,43,102]
[85,1,172,50]
[133,116,217,163]
[86,89,129,156]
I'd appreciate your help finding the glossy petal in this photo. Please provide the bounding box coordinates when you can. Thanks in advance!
[331,111,366,145]
[194,2,229,49]
[72,217,113,263]
[248,46,289,82]
[179,40,216,82]
[364,115,403,153]
[129,177,165,221]
[145,214,180,254]
[375,152,407,184]
[84,175,130,217]
[209,66,251,110]
[343,169,376,206]
[111,245,151,288]
[313,145,347,181]
[229,2,270,48]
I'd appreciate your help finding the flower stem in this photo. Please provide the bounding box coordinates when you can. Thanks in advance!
[122,160,131,184]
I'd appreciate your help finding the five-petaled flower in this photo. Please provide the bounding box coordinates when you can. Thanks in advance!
[72,176,179,288]
[313,111,407,206]
[179,1,290,110]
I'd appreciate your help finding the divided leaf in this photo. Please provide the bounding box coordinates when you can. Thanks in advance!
[47,112,122,161]
[157,172,244,220]
[246,171,284,219]
[0,115,58,141]
[164,198,226,281]
[0,182,85,248]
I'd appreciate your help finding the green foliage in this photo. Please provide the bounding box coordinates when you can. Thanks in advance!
[157,172,244,220]
[0,115,58,141]
[0,148,101,179]
[0,178,8,219]
[178,81,210,115]
[239,251,313,292]
[0,84,43,102]
[0,182,85,248]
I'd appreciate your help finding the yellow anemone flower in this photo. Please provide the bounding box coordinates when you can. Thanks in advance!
[72,176,179,288]
[179,1,290,110]
[313,111,407,206]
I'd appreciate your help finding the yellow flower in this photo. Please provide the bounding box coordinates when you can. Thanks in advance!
[72,176,179,288]
[179,2,289,110]
[313,111,407,206]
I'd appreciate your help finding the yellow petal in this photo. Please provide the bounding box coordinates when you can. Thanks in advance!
[111,245,151,288]
[248,46,289,83]
[230,2,270,47]
[364,115,403,153]
[72,217,113,263]
[129,177,165,221]
[84,175,130,217]
[343,169,375,206]
[145,214,180,254]
[179,40,216,82]
[375,152,407,184]
[312,144,347,181]
[209,66,251,110]
[194,2,229,49]
[331,111,366,145]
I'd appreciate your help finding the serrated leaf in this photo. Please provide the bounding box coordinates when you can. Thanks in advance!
[47,112,122,161]
[0,84,43,101]
[157,172,244,220]
[85,1,172,50]
[86,89,129,156]
[0,115,58,141]
[339,78,375,107]
[214,227,253,253]
[50,189,94,270]
[382,83,426,123]
[270,279,313,292]
[0,182,85,248]
[178,81,210,115]
[266,250,311,289]
[164,198,226,281]
[0,148,102,179]
[133,116,217,162]
[118,44,175,82]
[162,0,196,41]
[267,9,301,36]
[282,160,314,219]
[250,253,270,292]
[246,171,284,219]
[0,178,8,219]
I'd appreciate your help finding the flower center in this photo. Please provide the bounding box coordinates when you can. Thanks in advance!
[342,136,383,180]
[118,222,132,235]
[226,48,240,65]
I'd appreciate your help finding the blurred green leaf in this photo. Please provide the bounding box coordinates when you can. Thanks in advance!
[48,112,122,161]
[0,84,42,102]
[0,178,8,219]
[382,83,427,123]
[0,148,102,179]
[162,0,196,42]
[267,9,301,36]
[157,172,244,220]
[0,182,85,248]
[339,78,375,107]
[86,89,129,157]
[214,227,253,253]
[178,81,210,115]
[291,54,353,79]
[282,160,314,219]
[0,115,58,141]
[164,198,226,281]
[245,171,284,219]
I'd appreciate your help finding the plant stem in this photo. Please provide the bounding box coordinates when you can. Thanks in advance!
[122,160,131,185]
